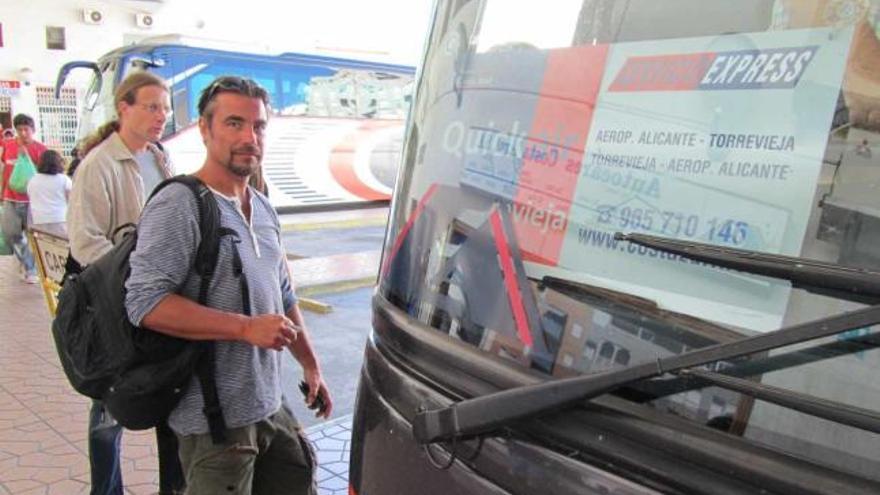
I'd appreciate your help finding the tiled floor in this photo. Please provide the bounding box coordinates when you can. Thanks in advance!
[306,416,353,495]
[0,256,166,494]
[0,256,353,494]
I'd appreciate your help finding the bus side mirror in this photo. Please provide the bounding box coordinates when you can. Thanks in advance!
[55,61,100,100]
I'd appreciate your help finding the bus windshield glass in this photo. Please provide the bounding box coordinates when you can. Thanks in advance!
[79,59,118,137]
[379,0,880,482]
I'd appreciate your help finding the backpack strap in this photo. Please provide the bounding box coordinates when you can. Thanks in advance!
[148,175,228,443]
[148,176,222,289]
[196,230,252,443]
[229,236,252,316]
[196,345,226,443]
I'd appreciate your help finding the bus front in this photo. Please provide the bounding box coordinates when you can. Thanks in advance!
[56,47,167,146]
[351,1,880,494]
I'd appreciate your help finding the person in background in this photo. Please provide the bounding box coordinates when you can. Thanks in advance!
[1,114,47,284]
[67,71,184,495]
[27,150,72,228]
[67,145,83,178]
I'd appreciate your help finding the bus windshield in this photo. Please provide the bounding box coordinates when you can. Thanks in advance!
[379,0,880,483]
[79,59,118,139]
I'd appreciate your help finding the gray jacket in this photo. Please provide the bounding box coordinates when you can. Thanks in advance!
[67,132,173,265]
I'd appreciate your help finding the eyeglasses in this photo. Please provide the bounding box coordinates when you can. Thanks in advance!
[137,102,173,116]
[200,77,249,112]
[204,77,247,98]
[198,76,269,116]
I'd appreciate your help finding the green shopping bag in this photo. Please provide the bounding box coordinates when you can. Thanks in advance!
[9,150,37,193]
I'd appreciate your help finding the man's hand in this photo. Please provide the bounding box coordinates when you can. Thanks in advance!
[302,367,333,419]
[241,314,299,350]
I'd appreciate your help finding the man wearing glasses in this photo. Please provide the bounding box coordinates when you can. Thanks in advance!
[67,71,183,495]
[125,76,331,494]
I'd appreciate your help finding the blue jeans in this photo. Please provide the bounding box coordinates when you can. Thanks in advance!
[89,400,185,495]
[1,201,35,276]
[89,400,123,495]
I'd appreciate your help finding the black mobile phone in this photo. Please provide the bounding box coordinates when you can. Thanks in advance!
[299,380,327,414]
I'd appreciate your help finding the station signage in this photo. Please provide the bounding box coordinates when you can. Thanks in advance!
[0,80,21,97]
[454,27,854,331]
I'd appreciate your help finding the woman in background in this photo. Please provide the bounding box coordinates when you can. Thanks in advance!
[27,150,72,228]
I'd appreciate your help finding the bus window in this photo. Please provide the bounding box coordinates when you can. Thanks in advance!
[79,60,117,136]
[598,342,615,360]
[614,348,631,366]
[353,0,880,493]
[172,86,191,133]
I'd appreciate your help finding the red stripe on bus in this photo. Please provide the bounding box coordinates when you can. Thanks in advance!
[512,44,609,266]
[521,250,558,266]
[380,184,438,278]
[329,121,399,200]
[489,209,533,348]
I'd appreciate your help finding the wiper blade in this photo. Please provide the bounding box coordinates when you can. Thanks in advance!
[412,302,880,444]
[678,368,880,435]
[615,232,880,304]
[629,332,880,400]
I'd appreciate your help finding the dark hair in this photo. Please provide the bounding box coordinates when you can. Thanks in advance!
[38,149,66,175]
[2,129,13,139]
[13,113,35,129]
[197,76,270,123]
[197,76,270,192]
[79,71,168,157]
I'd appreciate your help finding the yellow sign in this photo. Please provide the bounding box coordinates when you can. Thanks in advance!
[28,225,69,315]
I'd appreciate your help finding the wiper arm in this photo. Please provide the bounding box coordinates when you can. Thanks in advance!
[679,368,880,435]
[615,232,880,304]
[412,302,880,444]
[629,332,880,400]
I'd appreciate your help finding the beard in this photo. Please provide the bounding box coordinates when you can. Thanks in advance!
[224,145,261,177]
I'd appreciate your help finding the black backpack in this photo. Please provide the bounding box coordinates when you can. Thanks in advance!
[52,175,246,442]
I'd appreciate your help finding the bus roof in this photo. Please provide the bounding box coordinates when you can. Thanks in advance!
[98,34,416,74]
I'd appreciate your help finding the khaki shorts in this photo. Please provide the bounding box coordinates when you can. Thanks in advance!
[176,407,317,495]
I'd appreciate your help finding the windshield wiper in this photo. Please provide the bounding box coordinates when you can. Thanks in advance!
[629,331,880,400]
[676,368,880,434]
[615,232,880,304]
[412,294,880,444]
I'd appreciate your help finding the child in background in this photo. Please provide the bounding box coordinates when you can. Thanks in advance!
[27,150,72,227]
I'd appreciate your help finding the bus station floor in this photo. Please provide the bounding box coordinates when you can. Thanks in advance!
[0,207,387,494]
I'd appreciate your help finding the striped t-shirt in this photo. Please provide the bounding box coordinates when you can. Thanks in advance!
[125,182,296,436]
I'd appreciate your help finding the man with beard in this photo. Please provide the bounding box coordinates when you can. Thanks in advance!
[125,76,332,494]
